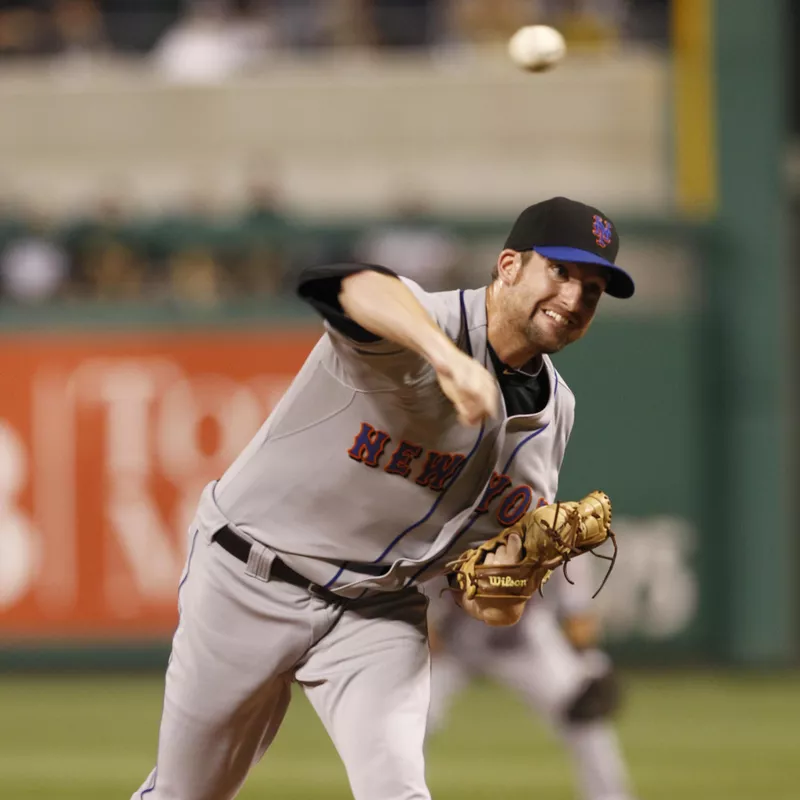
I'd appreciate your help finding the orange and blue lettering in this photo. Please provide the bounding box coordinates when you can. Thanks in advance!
[475,472,512,514]
[415,451,467,492]
[347,422,391,467]
[385,440,424,478]
[497,485,533,526]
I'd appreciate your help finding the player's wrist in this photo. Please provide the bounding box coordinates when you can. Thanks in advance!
[421,333,462,374]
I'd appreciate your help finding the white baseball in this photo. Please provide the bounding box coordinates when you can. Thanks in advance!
[508,25,567,72]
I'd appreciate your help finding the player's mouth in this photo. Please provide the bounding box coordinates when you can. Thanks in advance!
[540,308,573,328]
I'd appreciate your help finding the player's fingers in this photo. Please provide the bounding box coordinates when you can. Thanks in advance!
[456,398,487,427]
[489,533,523,566]
[505,532,523,561]
[458,386,498,425]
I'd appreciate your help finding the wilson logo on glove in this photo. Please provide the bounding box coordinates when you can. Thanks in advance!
[488,576,528,588]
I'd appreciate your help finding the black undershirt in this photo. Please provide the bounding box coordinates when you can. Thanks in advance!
[487,343,549,417]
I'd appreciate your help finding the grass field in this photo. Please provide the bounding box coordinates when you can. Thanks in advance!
[2,671,799,799]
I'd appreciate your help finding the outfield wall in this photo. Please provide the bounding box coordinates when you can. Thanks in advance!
[0,216,728,667]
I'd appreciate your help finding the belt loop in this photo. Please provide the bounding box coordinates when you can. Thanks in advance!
[245,541,274,582]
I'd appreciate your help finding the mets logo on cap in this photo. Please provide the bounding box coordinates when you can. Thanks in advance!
[592,215,613,248]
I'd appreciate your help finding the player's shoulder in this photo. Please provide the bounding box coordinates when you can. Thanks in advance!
[399,277,469,335]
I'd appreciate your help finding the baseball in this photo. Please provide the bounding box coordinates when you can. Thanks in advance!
[508,25,567,72]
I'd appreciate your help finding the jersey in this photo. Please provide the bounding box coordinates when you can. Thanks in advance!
[201,265,576,596]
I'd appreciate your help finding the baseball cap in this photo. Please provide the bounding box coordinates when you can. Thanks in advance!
[504,197,635,299]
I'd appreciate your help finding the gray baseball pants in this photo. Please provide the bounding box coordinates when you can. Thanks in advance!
[132,523,431,800]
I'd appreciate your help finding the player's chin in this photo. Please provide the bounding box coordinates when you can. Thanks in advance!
[529,328,573,355]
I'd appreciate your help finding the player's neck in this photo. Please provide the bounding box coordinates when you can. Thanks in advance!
[485,285,543,369]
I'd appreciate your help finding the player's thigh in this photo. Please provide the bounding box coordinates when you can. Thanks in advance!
[297,589,431,800]
[165,531,311,720]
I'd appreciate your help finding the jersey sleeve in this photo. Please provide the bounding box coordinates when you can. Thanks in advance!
[296,262,399,343]
[297,263,453,390]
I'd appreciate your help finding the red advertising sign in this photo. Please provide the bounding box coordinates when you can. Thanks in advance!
[0,329,319,637]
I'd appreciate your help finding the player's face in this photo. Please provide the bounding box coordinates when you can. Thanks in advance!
[504,251,607,354]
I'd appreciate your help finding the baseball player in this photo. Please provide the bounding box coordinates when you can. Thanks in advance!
[425,558,637,800]
[132,196,635,800]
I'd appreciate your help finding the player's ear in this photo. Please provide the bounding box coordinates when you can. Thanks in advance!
[496,249,523,286]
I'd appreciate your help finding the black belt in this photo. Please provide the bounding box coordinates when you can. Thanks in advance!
[212,525,349,605]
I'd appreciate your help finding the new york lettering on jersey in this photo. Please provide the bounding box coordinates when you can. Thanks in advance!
[347,421,545,528]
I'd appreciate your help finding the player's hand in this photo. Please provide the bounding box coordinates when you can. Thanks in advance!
[434,349,499,426]
[483,532,524,566]
[456,533,527,626]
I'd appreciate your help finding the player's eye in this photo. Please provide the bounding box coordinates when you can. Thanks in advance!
[549,262,569,281]
[583,283,603,304]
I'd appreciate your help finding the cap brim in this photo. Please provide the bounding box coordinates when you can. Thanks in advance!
[532,246,635,299]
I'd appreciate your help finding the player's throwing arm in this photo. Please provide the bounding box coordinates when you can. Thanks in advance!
[340,270,499,426]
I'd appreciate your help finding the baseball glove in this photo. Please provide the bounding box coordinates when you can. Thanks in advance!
[446,490,616,601]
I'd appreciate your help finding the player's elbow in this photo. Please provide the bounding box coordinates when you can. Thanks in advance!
[339,269,394,308]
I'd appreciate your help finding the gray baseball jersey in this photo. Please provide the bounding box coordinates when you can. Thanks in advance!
[207,276,575,593]
[133,268,576,800]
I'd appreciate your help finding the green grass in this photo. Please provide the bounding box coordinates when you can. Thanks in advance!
[1,671,799,799]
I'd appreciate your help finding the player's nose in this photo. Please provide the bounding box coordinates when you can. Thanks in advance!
[559,278,584,312]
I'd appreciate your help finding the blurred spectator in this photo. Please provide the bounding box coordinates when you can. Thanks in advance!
[152,0,274,84]
[168,248,222,306]
[0,0,675,59]
[553,0,626,49]
[62,197,148,300]
[0,197,27,254]
[354,197,462,291]
[84,240,144,300]
[144,190,222,266]
[223,181,293,297]
[101,0,182,54]
[61,195,143,299]
[366,0,442,49]
[269,0,334,50]
[450,0,629,49]
[448,0,531,44]
[624,0,669,47]
[52,0,108,57]
[0,1,51,57]
[0,210,70,304]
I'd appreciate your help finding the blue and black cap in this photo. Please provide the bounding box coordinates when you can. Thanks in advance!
[504,196,635,299]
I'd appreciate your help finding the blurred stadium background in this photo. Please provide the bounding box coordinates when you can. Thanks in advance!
[0,1,798,798]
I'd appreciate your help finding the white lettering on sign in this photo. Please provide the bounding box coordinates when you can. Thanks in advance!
[155,376,263,484]
[3,356,293,621]
[0,421,40,609]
